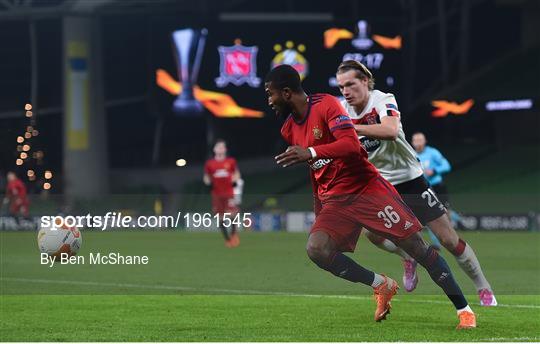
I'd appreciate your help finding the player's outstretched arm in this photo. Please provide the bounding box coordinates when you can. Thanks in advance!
[354,116,400,140]
[311,128,363,159]
[312,95,366,158]
[274,129,361,167]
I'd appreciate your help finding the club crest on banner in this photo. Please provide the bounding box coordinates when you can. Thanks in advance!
[271,41,309,80]
[215,39,261,88]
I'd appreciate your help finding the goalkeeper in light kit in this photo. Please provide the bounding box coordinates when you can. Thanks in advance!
[204,139,241,248]
[335,60,496,306]
[266,64,476,328]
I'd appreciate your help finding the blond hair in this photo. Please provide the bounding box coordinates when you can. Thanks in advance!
[336,60,375,90]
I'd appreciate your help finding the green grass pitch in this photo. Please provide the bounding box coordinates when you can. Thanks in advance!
[1,230,539,341]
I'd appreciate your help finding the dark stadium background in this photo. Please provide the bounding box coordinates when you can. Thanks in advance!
[0,0,537,217]
[0,2,539,341]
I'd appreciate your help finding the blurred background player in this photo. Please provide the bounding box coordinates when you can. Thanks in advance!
[412,132,451,247]
[411,132,462,224]
[336,60,496,306]
[2,171,30,218]
[203,139,241,248]
[411,132,451,205]
[268,64,476,328]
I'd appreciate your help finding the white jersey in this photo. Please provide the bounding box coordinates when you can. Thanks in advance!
[341,90,423,185]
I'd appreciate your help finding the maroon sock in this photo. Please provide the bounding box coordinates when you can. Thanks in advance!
[452,238,467,256]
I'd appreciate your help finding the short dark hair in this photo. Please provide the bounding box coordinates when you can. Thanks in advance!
[336,60,375,90]
[214,138,226,146]
[264,64,303,92]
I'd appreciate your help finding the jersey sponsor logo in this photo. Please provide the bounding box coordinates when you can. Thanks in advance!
[213,169,230,178]
[309,158,332,170]
[359,136,381,152]
[312,126,323,140]
[360,108,381,153]
[404,221,413,230]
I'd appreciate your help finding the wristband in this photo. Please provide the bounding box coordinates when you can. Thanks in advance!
[308,147,317,159]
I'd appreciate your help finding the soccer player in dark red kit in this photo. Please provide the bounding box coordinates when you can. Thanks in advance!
[204,139,241,248]
[265,64,476,328]
[3,171,29,217]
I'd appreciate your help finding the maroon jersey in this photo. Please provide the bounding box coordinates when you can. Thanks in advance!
[6,178,27,200]
[280,94,379,203]
[6,178,29,217]
[204,157,237,197]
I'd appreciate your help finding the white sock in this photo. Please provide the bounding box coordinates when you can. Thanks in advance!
[455,243,491,291]
[457,305,473,314]
[379,239,412,260]
[371,273,386,288]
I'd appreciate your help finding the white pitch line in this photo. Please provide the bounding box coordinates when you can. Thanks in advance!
[2,277,540,309]
[479,337,540,341]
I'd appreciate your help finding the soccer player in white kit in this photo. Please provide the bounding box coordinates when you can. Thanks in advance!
[335,60,497,306]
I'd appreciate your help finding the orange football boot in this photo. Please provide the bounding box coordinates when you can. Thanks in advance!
[373,275,399,322]
[456,310,476,329]
[229,233,240,247]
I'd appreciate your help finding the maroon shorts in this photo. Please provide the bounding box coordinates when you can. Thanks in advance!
[311,176,422,252]
[9,198,29,217]
[211,195,238,214]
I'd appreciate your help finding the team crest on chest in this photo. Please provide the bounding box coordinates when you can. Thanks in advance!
[312,126,323,139]
[362,109,380,125]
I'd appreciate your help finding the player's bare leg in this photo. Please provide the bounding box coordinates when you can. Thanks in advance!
[425,228,442,250]
[392,232,476,329]
[306,231,398,322]
[365,230,418,292]
[428,213,496,306]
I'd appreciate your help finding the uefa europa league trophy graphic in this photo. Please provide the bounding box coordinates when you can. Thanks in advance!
[352,20,373,50]
[171,28,208,115]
